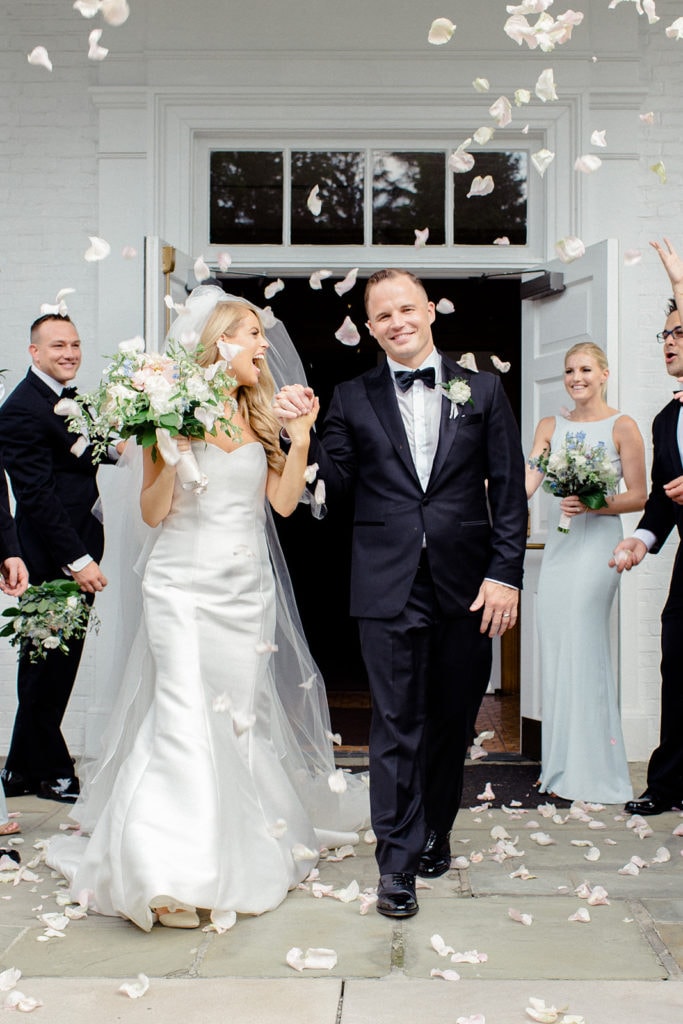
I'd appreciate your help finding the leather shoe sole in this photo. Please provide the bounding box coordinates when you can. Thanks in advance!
[624,793,678,816]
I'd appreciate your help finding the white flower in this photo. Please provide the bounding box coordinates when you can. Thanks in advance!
[118,336,145,355]
[439,378,473,419]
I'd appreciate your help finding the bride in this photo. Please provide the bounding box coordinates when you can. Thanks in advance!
[47,287,369,931]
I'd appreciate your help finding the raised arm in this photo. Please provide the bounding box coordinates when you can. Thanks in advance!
[651,237,683,317]
[267,398,320,517]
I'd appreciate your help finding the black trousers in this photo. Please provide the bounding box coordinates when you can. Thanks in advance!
[646,551,683,802]
[5,596,92,783]
[358,556,492,874]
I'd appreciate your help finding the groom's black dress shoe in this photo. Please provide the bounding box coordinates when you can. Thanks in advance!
[417,830,452,878]
[37,777,80,804]
[0,771,37,798]
[376,873,418,918]
[624,792,679,816]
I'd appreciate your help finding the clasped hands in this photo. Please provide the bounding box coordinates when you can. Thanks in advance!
[273,385,320,440]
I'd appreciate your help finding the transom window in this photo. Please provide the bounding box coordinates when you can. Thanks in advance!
[209,148,528,248]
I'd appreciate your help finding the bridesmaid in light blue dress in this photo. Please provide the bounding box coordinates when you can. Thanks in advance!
[526,342,647,803]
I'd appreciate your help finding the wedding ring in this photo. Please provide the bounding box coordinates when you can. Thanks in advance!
[502,613,510,618]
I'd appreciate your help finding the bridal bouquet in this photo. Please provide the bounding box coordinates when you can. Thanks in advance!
[529,431,618,533]
[0,580,98,663]
[56,337,238,493]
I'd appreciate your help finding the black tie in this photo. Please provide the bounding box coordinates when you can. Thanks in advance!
[60,386,78,399]
[394,367,436,392]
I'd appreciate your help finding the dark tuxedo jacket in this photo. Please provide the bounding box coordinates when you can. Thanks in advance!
[638,400,683,554]
[0,472,19,563]
[311,355,528,619]
[0,371,104,582]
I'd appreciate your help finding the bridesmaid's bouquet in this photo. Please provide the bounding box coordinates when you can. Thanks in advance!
[529,431,618,534]
[0,580,97,663]
[56,337,238,493]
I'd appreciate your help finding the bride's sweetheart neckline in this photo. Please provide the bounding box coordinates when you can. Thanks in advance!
[192,440,263,459]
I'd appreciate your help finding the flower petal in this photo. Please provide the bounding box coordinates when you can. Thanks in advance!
[84,236,111,262]
[448,148,475,174]
[574,154,602,174]
[651,161,667,183]
[489,96,513,128]
[473,78,490,92]
[309,269,332,290]
[428,18,456,45]
[535,68,558,102]
[217,252,232,272]
[328,769,348,794]
[531,148,555,177]
[473,126,495,145]
[88,28,109,60]
[0,968,21,993]
[414,227,430,248]
[436,298,455,314]
[264,278,285,300]
[494,236,511,246]
[515,88,532,105]
[121,246,137,259]
[430,968,461,981]
[307,185,322,216]
[118,974,150,999]
[666,17,683,39]
[639,111,655,123]
[27,47,52,72]
[624,249,642,265]
[508,907,533,926]
[334,316,360,347]
[73,0,102,16]
[457,352,479,372]
[431,933,456,957]
[334,267,359,296]
[491,355,511,373]
[555,236,585,263]
[591,129,607,147]
[101,0,130,26]
[193,256,211,283]
[466,175,494,198]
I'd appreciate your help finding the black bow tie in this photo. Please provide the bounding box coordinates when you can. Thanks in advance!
[60,386,78,399]
[394,367,436,392]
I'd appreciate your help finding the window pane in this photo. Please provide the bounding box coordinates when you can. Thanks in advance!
[210,151,283,244]
[291,151,364,245]
[372,152,445,246]
[453,151,527,245]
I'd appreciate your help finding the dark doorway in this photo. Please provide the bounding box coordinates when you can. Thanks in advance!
[217,274,522,746]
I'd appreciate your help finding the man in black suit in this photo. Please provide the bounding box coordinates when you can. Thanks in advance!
[613,237,683,816]
[275,269,528,916]
[0,313,111,803]
[0,473,28,600]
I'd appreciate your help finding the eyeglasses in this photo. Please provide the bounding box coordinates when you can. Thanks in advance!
[656,326,683,344]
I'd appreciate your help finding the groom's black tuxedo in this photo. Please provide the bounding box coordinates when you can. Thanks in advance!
[310,355,527,871]
[0,370,105,786]
[636,399,683,804]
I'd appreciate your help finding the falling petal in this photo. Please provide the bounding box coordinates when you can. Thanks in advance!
[457,352,479,372]
[508,907,533,926]
[428,18,456,45]
[269,819,288,838]
[431,934,456,957]
[535,68,558,102]
[309,269,332,290]
[666,16,683,38]
[335,316,361,347]
[328,769,348,794]
[88,28,108,60]
[467,175,494,198]
[639,110,655,123]
[473,126,495,145]
[448,147,475,173]
[304,463,319,484]
[364,828,377,844]
[591,129,607,147]
[217,252,232,272]
[504,13,538,47]
[651,161,667,183]
[430,968,461,981]
[27,47,52,72]
[624,249,642,265]
[531,149,555,176]
[264,278,285,300]
[414,227,430,248]
[436,298,455,314]
[469,745,487,760]
[515,88,532,105]
[118,974,150,999]
[493,237,510,246]
[334,267,359,296]
[643,0,659,23]
[574,154,602,174]
[325,730,342,745]
[84,236,111,262]
[299,674,315,690]
[307,185,322,216]
[555,236,585,263]
[473,78,490,92]
[73,0,101,16]
[522,123,530,134]
[232,710,256,735]
[491,355,511,373]
[506,1,554,15]
[286,947,337,971]
[193,256,211,283]
[101,0,130,26]
[121,246,137,259]
[489,96,512,128]
[673,823,683,837]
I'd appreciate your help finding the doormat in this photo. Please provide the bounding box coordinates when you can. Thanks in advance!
[459,760,571,810]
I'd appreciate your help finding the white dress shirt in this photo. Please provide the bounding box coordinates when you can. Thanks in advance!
[386,349,442,492]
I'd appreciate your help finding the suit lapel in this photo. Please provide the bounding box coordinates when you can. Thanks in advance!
[364,363,421,484]
[427,355,465,487]
[663,400,683,476]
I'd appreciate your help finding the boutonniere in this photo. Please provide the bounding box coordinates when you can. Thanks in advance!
[438,377,474,419]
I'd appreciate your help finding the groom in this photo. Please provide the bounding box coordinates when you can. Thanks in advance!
[276,269,527,916]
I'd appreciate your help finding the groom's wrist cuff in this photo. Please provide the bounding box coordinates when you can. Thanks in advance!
[484,576,518,590]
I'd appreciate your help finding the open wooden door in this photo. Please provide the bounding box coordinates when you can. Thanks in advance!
[144,238,206,351]
[519,239,620,757]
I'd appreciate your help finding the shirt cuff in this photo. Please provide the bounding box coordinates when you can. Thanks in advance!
[632,528,656,552]
[66,554,93,574]
[484,577,519,590]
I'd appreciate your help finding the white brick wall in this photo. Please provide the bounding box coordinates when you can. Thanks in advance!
[2,1,683,759]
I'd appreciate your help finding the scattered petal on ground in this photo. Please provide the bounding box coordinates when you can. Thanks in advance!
[508,907,533,926]
[431,968,461,981]
[286,947,337,972]
[118,974,150,999]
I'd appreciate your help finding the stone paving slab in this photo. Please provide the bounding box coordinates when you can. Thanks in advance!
[341,977,683,1024]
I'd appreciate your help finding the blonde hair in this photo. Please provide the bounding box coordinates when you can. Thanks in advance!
[196,301,285,473]
[564,341,609,399]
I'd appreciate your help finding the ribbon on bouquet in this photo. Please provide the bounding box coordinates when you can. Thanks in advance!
[155,428,208,494]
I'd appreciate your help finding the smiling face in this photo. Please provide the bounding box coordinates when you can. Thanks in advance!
[29,317,82,385]
[563,349,609,404]
[222,310,269,389]
[365,274,436,369]
[661,308,683,378]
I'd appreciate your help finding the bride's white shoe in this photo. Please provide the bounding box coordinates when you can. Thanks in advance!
[154,906,200,929]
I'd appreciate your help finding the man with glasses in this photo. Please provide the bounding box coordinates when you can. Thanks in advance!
[612,237,683,815]
[0,313,114,804]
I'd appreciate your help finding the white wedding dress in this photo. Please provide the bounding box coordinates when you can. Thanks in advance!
[47,442,368,931]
